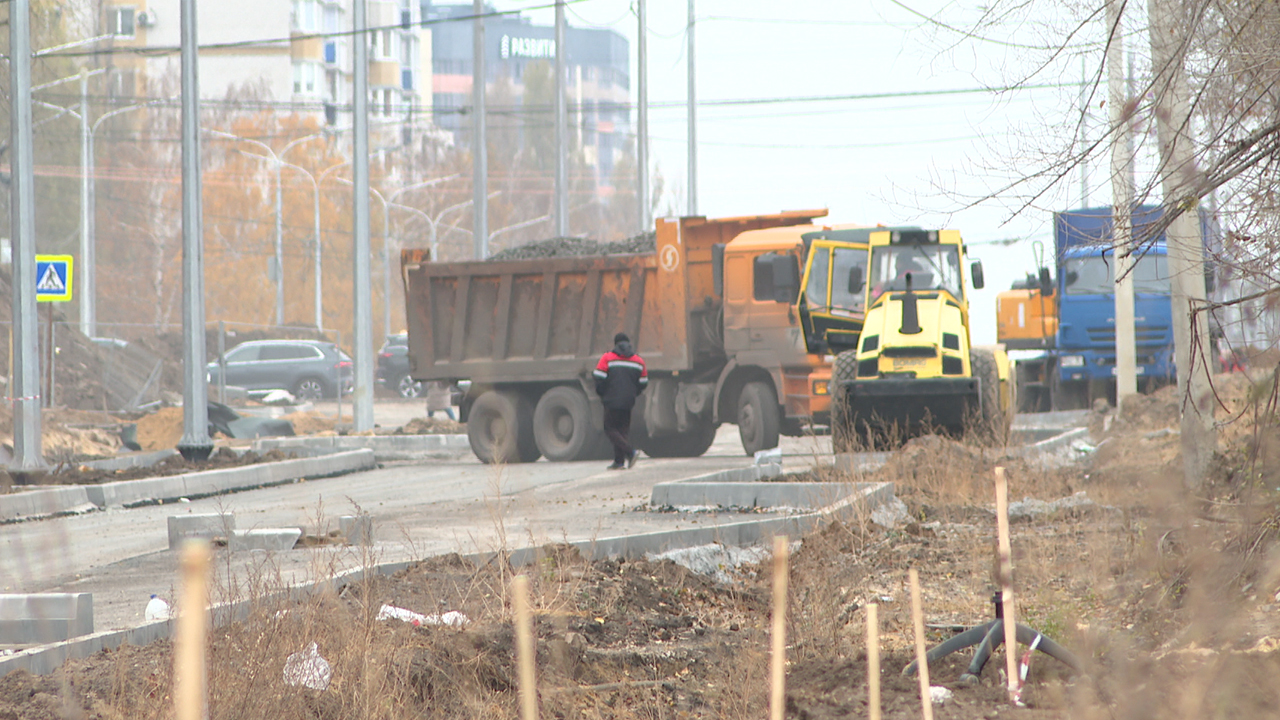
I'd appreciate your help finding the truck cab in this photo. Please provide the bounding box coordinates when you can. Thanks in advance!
[716,224,868,438]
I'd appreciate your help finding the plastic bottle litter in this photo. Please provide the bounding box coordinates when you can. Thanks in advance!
[283,642,331,691]
[145,595,171,622]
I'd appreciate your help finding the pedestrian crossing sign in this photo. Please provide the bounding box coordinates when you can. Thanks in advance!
[35,255,73,302]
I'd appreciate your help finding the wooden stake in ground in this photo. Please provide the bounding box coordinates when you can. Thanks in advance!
[513,574,539,720]
[866,602,881,720]
[995,466,1019,704]
[174,539,211,720]
[908,568,935,720]
[770,535,789,720]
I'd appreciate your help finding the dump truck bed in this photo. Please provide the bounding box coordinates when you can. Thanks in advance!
[400,252,672,383]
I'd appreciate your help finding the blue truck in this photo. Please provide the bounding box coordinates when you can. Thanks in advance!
[1000,205,1184,412]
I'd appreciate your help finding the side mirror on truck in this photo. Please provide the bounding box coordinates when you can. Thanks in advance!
[1038,266,1055,297]
[848,266,864,294]
[970,260,986,289]
[772,254,801,303]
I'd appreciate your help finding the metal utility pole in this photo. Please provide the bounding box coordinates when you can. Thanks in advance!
[554,0,568,237]
[353,0,375,432]
[472,0,489,258]
[273,160,284,325]
[9,0,44,472]
[686,0,697,217]
[1148,0,1216,487]
[1106,0,1137,407]
[79,70,95,338]
[637,0,649,231]
[177,0,212,461]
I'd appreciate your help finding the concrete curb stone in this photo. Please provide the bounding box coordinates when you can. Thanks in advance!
[0,450,375,522]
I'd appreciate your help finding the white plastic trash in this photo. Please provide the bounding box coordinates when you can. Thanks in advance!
[145,595,171,622]
[377,604,428,626]
[929,686,952,705]
[753,447,782,467]
[425,610,470,627]
[283,642,331,691]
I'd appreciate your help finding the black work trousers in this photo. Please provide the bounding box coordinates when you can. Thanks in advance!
[603,407,633,465]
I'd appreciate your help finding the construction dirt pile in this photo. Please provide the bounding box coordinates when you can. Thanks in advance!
[5,369,1280,718]
[397,416,465,435]
[0,407,123,469]
[487,232,656,261]
[133,406,186,452]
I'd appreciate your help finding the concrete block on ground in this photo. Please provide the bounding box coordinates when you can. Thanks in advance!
[339,514,373,546]
[833,451,890,475]
[0,593,93,644]
[0,486,94,523]
[651,481,856,510]
[230,528,302,552]
[168,513,236,549]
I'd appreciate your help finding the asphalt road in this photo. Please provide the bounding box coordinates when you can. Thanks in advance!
[0,422,831,636]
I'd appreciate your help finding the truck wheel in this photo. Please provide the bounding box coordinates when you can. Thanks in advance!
[533,386,599,462]
[970,349,1010,443]
[831,350,860,454]
[643,424,718,458]
[468,390,541,464]
[737,381,780,455]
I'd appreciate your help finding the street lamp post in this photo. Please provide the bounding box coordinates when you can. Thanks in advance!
[207,130,327,326]
[336,175,458,337]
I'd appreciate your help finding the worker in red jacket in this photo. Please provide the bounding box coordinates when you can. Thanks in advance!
[593,332,648,470]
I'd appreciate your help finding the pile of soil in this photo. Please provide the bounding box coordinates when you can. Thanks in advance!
[0,407,123,464]
[134,406,186,451]
[280,410,347,435]
[487,232,656,261]
[397,416,465,435]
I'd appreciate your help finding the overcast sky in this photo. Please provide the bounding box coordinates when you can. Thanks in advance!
[491,0,1126,342]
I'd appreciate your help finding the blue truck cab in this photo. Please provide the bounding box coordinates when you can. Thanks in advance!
[1010,205,1179,411]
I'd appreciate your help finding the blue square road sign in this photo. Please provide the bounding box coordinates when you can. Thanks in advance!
[35,255,74,302]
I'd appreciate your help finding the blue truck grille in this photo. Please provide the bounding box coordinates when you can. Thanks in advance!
[1086,326,1169,344]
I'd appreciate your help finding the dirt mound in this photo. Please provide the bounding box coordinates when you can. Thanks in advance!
[487,232,656,261]
[134,406,185,451]
[398,417,464,435]
[280,410,346,435]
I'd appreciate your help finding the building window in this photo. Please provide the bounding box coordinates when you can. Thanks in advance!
[292,0,319,32]
[109,7,136,38]
[323,4,341,33]
[400,34,414,66]
[293,61,320,95]
[371,29,395,60]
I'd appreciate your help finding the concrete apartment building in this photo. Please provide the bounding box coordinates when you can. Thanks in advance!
[96,0,433,135]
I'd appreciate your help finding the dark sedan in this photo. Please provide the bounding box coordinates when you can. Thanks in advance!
[377,333,423,398]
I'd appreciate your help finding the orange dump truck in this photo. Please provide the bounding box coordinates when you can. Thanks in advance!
[400,211,867,464]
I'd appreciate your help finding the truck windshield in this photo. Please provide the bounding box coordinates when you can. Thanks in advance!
[868,244,961,301]
[805,246,868,314]
[1064,253,1169,295]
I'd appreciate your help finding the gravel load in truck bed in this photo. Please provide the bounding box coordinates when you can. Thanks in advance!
[487,232,656,261]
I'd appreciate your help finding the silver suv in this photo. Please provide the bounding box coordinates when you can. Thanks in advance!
[206,339,352,400]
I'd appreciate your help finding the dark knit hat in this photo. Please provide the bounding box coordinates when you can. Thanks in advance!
[614,332,630,344]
